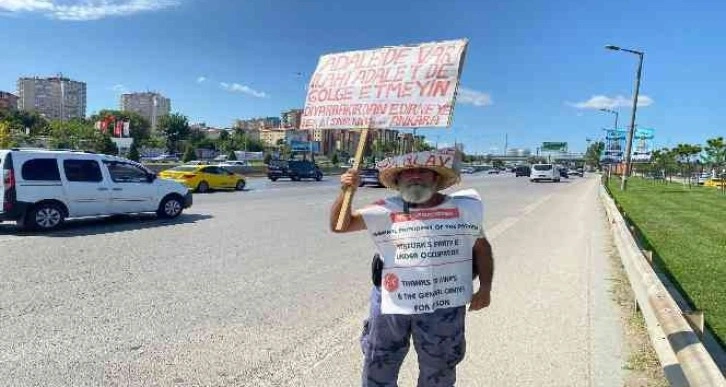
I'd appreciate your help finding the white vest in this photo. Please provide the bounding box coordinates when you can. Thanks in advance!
[359,189,484,315]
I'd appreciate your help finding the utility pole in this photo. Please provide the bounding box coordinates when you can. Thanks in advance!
[605,44,645,191]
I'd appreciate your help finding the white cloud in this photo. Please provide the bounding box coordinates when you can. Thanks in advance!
[569,94,654,110]
[110,84,127,93]
[219,82,268,98]
[0,0,180,21]
[457,87,493,107]
[196,76,207,84]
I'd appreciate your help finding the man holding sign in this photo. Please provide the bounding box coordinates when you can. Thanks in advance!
[330,151,494,387]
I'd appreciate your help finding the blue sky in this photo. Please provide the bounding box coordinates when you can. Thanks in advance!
[1,0,724,154]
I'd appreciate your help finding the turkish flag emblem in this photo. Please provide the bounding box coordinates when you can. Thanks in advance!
[383,273,399,292]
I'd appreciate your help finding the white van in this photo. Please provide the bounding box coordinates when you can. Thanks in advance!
[530,163,560,183]
[0,149,193,231]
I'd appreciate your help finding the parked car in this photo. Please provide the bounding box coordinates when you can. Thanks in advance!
[514,165,531,177]
[705,177,725,188]
[530,163,560,182]
[149,154,180,163]
[359,168,383,187]
[697,173,710,185]
[461,167,476,174]
[488,168,500,174]
[267,160,323,182]
[219,160,250,167]
[0,149,192,231]
[159,165,246,192]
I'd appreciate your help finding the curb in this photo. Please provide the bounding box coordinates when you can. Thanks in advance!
[599,182,726,386]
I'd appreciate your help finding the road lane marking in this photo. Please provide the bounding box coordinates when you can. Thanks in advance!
[522,194,553,215]
[486,216,519,240]
[487,194,552,240]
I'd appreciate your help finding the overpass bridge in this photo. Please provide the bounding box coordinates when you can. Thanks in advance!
[475,153,586,165]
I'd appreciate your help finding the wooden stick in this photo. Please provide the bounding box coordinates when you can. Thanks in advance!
[335,127,370,231]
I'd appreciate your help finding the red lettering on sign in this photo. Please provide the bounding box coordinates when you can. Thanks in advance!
[430,80,451,97]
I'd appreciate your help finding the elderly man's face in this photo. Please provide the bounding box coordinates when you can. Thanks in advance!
[397,168,438,204]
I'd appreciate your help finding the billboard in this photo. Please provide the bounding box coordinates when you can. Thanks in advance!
[234,151,264,161]
[542,142,568,152]
[632,127,655,162]
[601,129,626,164]
[290,140,321,153]
[300,39,468,130]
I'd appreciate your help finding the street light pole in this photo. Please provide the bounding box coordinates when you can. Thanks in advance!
[599,108,619,130]
[605,45,645,191]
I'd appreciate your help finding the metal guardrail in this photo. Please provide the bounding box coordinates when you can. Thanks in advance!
[599,185,726,386]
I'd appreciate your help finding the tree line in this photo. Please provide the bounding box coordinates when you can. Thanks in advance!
[585,137,726,191]
[0,109,267,162]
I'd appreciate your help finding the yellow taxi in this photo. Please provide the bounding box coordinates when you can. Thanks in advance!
[159,165,246,193]
[704,178,725,188]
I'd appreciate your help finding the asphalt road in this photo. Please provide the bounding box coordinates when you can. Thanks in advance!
[0,173,625,386]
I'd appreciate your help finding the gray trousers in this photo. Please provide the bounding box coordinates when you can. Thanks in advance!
[360,287,466,387]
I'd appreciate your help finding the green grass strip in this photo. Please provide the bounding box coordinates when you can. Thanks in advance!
[606,177,726,347]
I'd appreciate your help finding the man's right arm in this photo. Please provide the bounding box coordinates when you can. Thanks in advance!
[330,170,367,233]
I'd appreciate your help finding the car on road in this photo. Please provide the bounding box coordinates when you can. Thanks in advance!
[159,165,246,192]
[359,168,384,187]
[0,149,192,231]
[267,160,323,182]
[530,163,560,182]
[568,168,584,177]
[514,165,531,177]
[557,166,569,179]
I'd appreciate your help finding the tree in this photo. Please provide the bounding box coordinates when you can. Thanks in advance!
[158,113,190,154]
[128,141,141,162]
[0,109,49,135]
[492,159,505,169]
[188,127,206,145]
[182,144,196,162]
[418,139,436,152]
[47,119,96,150]
[703,137,726,194]
[0,121,11,148]
[674,143,702,187]
[227,150,238,160]
[651,148,677,183]
[331,152,339,165]
[95,134,119,155]
[584,141,605,170]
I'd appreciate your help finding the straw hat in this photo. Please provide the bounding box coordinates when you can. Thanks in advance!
[376,150,461,191]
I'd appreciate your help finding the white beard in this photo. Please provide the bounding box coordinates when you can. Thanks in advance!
[399,182,436,204]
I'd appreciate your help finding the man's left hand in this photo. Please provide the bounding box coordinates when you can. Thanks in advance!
[468,289,491,311]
